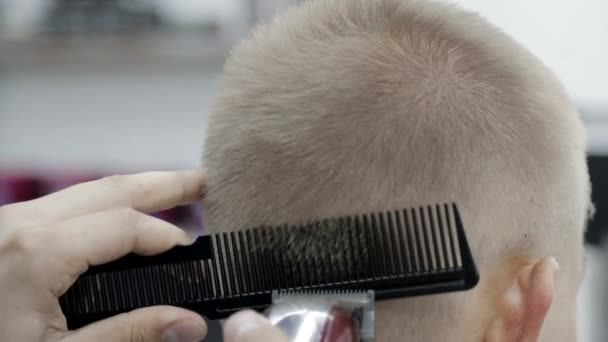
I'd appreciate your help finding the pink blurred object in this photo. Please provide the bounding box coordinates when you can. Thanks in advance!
[0,174,48,204]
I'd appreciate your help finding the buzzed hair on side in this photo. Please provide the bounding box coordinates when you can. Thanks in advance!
[202,0,591,340]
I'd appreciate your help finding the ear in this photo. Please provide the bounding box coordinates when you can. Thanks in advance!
[485,257,559,342]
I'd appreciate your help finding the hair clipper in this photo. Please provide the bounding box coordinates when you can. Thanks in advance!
[266,290,375,342]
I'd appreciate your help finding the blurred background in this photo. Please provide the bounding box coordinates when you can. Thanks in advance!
[0,0,606,341]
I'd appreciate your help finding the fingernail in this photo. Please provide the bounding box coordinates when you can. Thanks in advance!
[163,319,207,342]
[177,232,196,246]
[195,168,206,198]
[551,257,560,271]
[224,311,270,342]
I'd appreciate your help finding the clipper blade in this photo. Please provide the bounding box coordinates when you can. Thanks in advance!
[269,290,375,342]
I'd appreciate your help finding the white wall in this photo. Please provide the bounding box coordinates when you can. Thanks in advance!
[454,0,608,110]
[0,65,216,171]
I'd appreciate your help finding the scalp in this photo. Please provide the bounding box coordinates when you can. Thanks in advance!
[203,0,590,340]
[204,0,585,239]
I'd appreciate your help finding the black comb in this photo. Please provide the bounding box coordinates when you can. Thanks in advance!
[60,203,478,329]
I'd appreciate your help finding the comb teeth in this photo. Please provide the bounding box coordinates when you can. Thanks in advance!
[272,289,375,302]
[60,203,478,328]
[260,204,465,282]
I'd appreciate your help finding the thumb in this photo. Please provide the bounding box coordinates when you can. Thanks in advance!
[61,306,207,342]
[223,311,288,342]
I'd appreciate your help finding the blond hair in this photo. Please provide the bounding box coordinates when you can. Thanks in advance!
[203,0,591,340]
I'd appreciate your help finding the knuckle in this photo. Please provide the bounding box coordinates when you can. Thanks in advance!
[115,207,143,226]
[124,313,149,342]
[131,179,149,204]
[101,174,148,205]
[0,203,30,228]
[0,202,50,229]
[128,326,148,342]
[100,174,130,191]
[0,227,41,260]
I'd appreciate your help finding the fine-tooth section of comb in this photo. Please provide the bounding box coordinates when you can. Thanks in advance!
[59,203,478,329]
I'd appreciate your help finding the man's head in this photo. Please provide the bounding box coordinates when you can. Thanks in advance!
[202,0,592,340]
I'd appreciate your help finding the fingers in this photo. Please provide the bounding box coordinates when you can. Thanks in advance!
[45,208,192,278]
[2,170,205,227]
[61,306,207,342]
[223,311,289,342]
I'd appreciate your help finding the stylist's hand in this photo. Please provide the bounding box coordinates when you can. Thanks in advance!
[0,170,208,342]
[223,311,288,342]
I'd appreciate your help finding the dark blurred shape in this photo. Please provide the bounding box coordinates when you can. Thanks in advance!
[586,156,608,245]
[42,0,163,35]
[0,175,49,204]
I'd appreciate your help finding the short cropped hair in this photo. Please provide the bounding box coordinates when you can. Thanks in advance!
[203,0,591,340]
